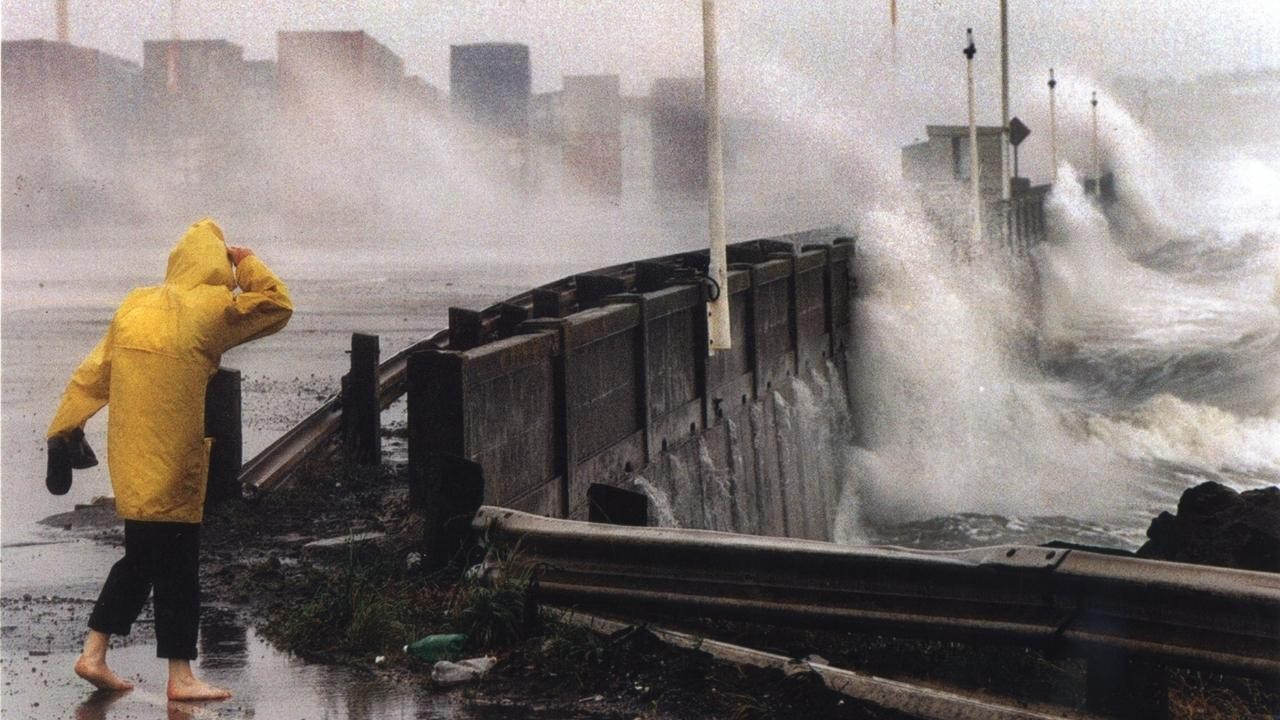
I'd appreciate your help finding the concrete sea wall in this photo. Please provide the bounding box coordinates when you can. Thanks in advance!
[406,229,855,541]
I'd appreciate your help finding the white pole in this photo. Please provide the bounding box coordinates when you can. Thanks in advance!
[965,29,983,259]
[999,0,1011,203]
[703,0,731,353]
[890,0,898,66]
[1048,68,1057,182]
[55,0,68,42]
[1091,90,1100,195]
[166,0,181,93]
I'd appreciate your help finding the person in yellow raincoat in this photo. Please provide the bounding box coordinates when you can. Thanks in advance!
[46,219,292,700]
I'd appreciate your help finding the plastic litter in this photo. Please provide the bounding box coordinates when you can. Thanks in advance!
[404,633,467,662]
[431,656,496,686]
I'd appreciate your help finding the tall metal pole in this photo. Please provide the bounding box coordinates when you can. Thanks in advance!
[1048,68,1058,182]
[1091,91,1100,195]
[55,0,68,42]
[166,0,181,93]
[703,0,731,353]
[999,0,1011,202]
[965,29,983,258]
[890,0,898,66]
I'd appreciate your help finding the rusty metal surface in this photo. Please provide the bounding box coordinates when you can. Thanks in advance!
[475,507,1280,679]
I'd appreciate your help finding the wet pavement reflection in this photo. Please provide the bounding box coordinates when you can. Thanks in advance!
[1,541,478,720]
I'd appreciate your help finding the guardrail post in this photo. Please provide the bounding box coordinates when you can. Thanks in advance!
[449,307,485,351]
[421,454,485,571]
[575,273,627,310]
[494,302,530,338]
[341,333,380,466]
[587,483,648,526]
[203,367,242,505]
[532,288,571,318]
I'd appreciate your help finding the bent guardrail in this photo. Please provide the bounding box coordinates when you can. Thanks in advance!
[473,506,1280,681]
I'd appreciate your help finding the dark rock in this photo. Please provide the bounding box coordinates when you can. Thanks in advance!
[1137,481,1280,572]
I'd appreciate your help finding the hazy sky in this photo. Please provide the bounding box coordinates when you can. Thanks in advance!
[4,1,1278,182]
[4,1,1278,95]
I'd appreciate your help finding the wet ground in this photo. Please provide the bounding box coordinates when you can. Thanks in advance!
[0,241,551,719]
[0,480,493,720]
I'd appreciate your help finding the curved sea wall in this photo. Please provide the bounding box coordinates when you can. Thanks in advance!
[405,228,856,540]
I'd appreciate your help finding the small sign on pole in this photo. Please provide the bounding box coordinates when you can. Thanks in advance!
[1008,117,1030,147]
[1008,116,1030,179]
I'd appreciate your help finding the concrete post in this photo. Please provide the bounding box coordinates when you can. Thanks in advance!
[203,367,242,505]
[449,307,486,351]
[420,454,485,572]
[341,333,380,466]
[532,288,571,318]
[494,302,530,339]
[574,273,627,310]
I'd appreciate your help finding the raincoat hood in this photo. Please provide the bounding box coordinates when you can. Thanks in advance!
[165,219,235,290]
[48,217,293,524]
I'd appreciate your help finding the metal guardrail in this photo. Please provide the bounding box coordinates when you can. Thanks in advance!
[550,607,1074,720]
[474,507,1280,680]
[238,335,441,492]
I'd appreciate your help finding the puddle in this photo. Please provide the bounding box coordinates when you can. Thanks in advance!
[0,541,480,720]
[2,624,471,719]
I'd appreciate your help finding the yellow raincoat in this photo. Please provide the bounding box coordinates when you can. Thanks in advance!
[47,219,293,523]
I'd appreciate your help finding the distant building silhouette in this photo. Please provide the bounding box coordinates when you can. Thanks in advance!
[650,77,706,195]
[449,43,531,138]
[562,75,621,196]
[2,39,140,224]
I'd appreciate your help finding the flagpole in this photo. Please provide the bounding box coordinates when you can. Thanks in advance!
[703,0,731,353]
[890,0,898,66]
[1048,68,1058,182]
[1091,90,1100,195]
[999,0,1011,205]
[964,29,983,259]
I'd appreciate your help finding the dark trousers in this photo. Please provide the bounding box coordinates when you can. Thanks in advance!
[88,520,200,660]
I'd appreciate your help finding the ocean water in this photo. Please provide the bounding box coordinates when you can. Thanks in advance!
[835,135,1280,550]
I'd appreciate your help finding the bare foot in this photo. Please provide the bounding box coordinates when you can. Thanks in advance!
[167,676,232,701]
[73,655,135,691]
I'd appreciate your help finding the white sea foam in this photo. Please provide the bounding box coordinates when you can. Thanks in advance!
[1084,394,1280,481]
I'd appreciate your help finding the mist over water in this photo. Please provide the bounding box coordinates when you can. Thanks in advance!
[3,7,1278,553]
[832,83,1280,548]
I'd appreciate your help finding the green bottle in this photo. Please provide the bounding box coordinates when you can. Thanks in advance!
[404,634,467,662]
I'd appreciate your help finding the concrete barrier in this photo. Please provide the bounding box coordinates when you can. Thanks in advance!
[407,229,856,540]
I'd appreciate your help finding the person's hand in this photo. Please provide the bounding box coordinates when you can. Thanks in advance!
[227,246,254,266]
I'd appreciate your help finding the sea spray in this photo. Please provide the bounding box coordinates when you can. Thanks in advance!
[631,476,679,528]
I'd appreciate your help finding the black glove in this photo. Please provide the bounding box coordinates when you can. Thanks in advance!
[46,428,97,496]
[67,427,98,470]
